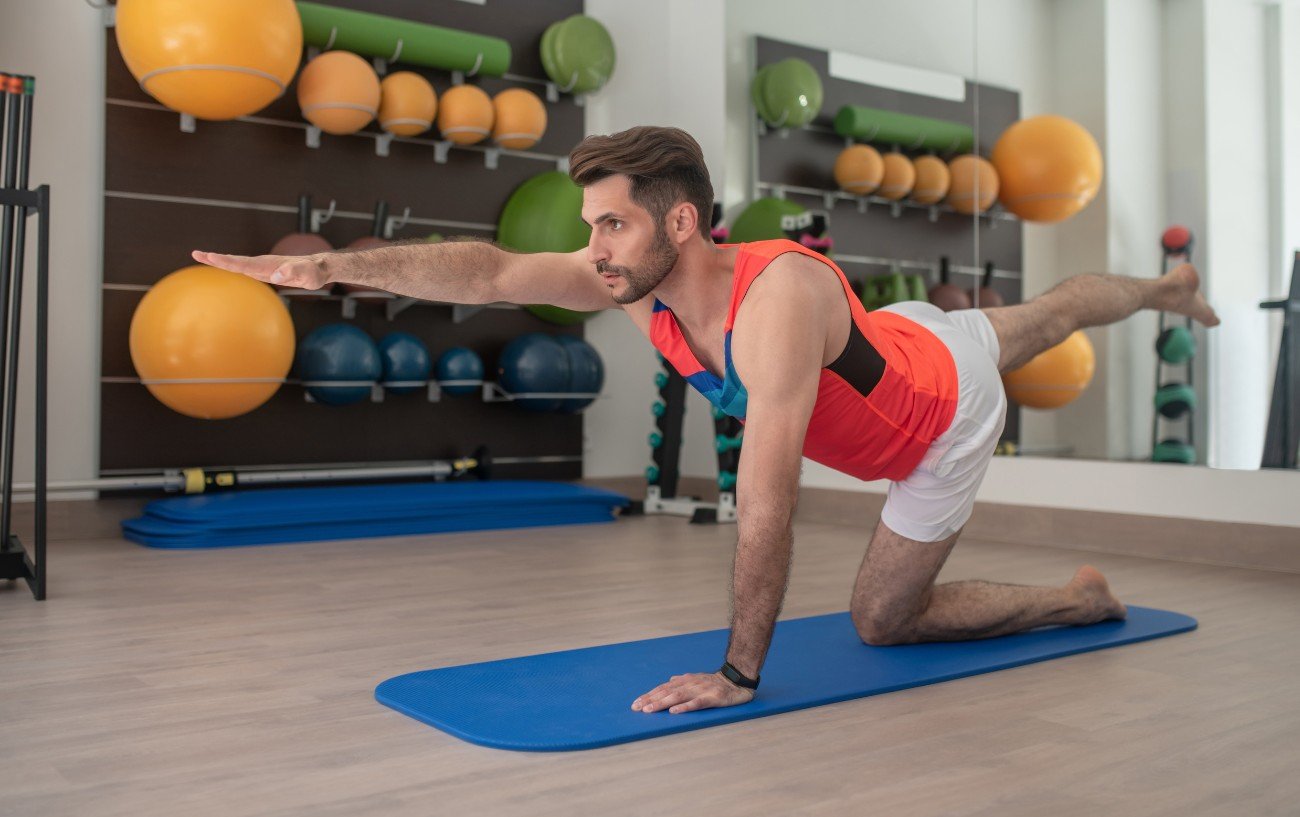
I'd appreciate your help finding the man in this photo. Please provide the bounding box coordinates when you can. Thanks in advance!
[194,126,1220,716]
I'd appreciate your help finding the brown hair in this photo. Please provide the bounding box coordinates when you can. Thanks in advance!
[568,126,714,239]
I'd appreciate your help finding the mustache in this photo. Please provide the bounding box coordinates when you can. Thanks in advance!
[596,261,626,275]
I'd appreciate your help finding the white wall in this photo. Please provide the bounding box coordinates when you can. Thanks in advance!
[0,1,104,495]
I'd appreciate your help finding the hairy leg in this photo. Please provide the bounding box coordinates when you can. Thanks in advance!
[849,520,1127,646]
[983,263,1220,373]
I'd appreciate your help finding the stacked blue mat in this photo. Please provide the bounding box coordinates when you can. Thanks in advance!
[121,480,630,549]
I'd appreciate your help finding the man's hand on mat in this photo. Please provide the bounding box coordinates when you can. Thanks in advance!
[631,672,755,714]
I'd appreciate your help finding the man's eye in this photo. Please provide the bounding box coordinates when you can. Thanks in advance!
[611,220,623,231]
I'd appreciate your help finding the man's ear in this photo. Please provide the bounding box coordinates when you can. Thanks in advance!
[669,202,699,241]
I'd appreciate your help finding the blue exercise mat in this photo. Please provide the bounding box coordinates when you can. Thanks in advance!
[376,606,1196,752]
[123,506,619,549]
[141,481,630,526]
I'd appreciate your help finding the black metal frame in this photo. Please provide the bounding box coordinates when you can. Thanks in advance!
[1261,252,1300,470]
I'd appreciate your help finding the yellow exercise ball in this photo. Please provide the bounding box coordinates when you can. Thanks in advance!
[492,88,548,149]
[296,51,381,136]
[1002,330,1096,410]
[129,265,296,420]
[910,155,951,205]
[378,71,437,137]
[115,0,302,121]
[437,84,495,146]
[877,152,916,200]
[947,154,1000,214]
[992,115,1103,223]
[833,144,884,195]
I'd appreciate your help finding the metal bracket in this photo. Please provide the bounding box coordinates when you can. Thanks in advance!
[179,113,196,134]
[375,133,394,157]
[434,141,452,164]
[306,126,322,149]
[484,147,501,170]
[453,304,486,323]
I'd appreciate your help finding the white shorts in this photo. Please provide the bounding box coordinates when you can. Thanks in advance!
[876,301,1007,543]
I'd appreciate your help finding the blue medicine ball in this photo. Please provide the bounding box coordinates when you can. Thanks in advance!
[295,323,381,406]
[378,332,431,395]
[554,335,604,413]
[435,346,485,396]
[497,332,569,412]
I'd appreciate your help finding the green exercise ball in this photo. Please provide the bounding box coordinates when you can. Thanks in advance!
[729,198,807,243]
[1156,326,1195,364]
[760,58,823,128]
[497,170,596,325]
[1155,383,1196,418]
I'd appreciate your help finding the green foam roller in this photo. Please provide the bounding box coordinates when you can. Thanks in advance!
[833,105,974,153]
[297,2,511,76]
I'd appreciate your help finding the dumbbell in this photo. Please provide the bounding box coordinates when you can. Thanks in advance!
[645,465,661,484]
[715,434,743,453]
[1153,439,1195,464]
[1156,327,1195,364]
[652,401,666,418]
[1155,383,1196,419]
[648,432,663,449]
[654,372,669,389]
[718,471,737,491]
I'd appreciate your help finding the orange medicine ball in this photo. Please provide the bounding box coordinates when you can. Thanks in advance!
[129,266,296,420]
[992,115,1103,223]
[946,154,999,214]
[115,0,303,121]
[437,84,495,146]
[877,152,916,201]
[910,155,951,205]
[378,71,437,137]
[1002,330,1096,409]
[833,144,885,195]
[297,51,381,135]
[492,88,548,149]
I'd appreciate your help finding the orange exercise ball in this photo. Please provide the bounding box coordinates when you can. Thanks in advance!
[378,71,437,137]
[297,51,381,136]
[910,155,951,205]
[947,154,1000,214]
[992,115,1103,223]
[1002,330,1096,409]
[492,88,548,149]
[833,144,884,195]
[130,265,296,420]
[437,84,494,146]
[115,0,302,121]
[877,152,916,200]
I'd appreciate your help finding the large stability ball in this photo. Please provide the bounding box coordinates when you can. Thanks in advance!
[947,155,999,214]
[498,333,569,412]
[297,52,381,136]
[992,115,1103,223]
[497,171,594,325]
[129,265,295,419]
[729,198,808,243]
[378,332,431,395]
[554,335,604,413]
[295,324,382,406]
[378,71,437,137]
[1002,330,1096,409]
[116,0,302,121]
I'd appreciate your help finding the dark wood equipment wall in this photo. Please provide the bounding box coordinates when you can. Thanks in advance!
[101,0,587,478]
[752,37,1024,445]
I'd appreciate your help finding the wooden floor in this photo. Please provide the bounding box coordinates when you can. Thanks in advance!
[2,502,1298,817]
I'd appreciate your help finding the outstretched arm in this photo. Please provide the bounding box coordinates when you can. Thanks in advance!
[191,241,616,312]
[632,263,825,714]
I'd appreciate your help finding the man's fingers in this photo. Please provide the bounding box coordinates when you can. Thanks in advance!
[193,251,268,274]
[669,697,713,714]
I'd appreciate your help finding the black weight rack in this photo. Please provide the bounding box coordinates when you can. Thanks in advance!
[1261,252,1300,469]
[0,73,49,600]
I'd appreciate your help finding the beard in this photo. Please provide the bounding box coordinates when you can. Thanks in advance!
[598,225,679,305]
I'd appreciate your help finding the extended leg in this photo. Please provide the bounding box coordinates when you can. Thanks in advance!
[849,520,1127,646]
[983,263,1220,372]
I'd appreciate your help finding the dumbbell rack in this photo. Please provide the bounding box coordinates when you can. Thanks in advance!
[1151,230,1197,464]
[623,357,739,525]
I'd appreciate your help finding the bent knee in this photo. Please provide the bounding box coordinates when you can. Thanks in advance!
[851,608,917,646]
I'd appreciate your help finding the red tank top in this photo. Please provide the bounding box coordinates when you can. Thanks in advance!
[649,239,959,482]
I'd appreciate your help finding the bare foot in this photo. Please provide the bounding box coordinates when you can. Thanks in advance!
[1067,565,1128,624]
[1160,264,1221,327]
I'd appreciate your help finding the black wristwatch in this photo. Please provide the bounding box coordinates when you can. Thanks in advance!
[718,661,760,690]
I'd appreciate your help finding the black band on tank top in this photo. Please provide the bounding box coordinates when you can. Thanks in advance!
[826,320,886,398]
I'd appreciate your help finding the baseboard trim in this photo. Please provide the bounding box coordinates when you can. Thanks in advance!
[587,477,1300,575]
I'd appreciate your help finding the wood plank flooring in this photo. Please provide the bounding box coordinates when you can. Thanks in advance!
[1,502,1297,816]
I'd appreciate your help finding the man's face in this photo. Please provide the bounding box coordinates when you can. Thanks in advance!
[581,175,679,305]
